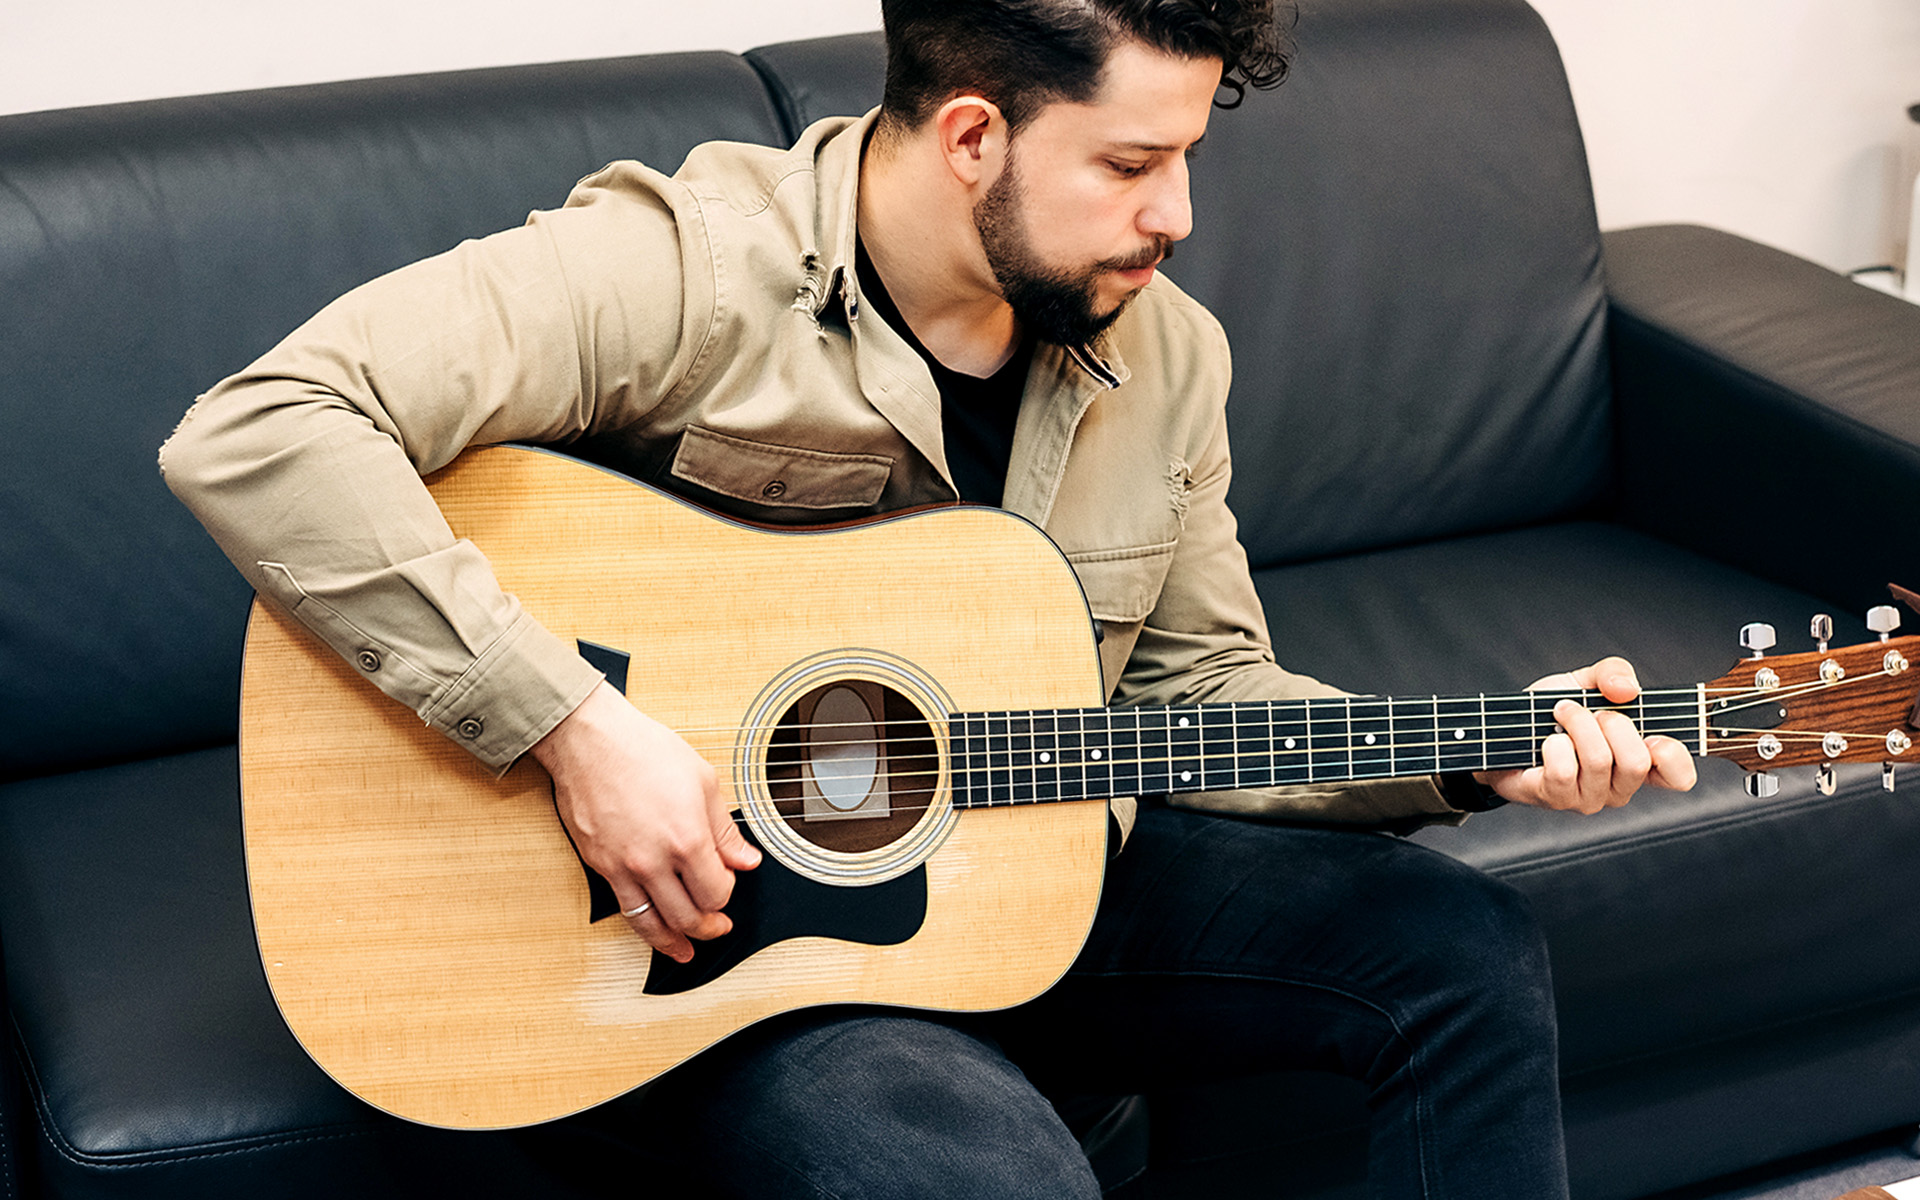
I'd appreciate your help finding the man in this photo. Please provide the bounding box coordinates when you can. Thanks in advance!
[163,0,1696,1195]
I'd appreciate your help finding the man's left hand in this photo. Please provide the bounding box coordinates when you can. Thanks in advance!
[1478,656,1698,814]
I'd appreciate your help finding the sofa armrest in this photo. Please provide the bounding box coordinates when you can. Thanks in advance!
[1605,224,1920,618]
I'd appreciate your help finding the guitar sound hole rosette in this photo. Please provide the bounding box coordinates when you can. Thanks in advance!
[734,650,957,886]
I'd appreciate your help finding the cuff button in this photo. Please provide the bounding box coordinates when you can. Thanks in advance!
[457,717,485,740]
[356,649,382,672]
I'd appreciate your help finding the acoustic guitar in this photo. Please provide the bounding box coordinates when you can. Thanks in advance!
[238,444,1920,1129]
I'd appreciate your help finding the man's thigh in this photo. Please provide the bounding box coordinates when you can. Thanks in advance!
[986,802,1555,1097]
[551,1008,1103,1200]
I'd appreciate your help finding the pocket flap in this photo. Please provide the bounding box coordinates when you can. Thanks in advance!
[1067,542,1177,624]
[670,426,893,511]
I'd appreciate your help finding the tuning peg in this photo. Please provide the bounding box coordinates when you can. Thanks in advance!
[1740,623,1776,659]
[1815,763,1837,795]
[1744,770,1780,799]
[1885,763,1898,792]
[1811,614,1833,652]
[1868,605,1902,642]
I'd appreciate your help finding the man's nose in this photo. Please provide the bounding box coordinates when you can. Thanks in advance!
[1139,158,1194,242]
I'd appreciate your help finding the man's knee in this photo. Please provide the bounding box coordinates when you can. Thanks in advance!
[654,1012,1103,1200]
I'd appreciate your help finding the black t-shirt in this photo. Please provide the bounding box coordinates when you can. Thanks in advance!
[854,239,1031,507]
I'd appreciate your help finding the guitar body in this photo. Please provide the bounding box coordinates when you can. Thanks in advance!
[239,445,1110,1129]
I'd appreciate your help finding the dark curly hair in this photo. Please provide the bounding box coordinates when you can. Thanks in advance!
[877,0,1296,137]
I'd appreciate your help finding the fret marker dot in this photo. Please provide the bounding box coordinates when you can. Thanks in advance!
[1454,729,1466,740]
[1364,733,1376,745]
[1284,738,1296,750]
[1180,771,1193,782]
[1091,749,1103,760]
[1039,752,1051,764]
[1178,717,1190,728]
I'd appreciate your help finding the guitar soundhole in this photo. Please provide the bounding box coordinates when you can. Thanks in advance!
[766,681,938,855]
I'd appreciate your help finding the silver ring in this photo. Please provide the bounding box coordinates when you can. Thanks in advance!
[622,901,652,919]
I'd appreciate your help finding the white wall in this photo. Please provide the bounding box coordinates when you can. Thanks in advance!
[5,1,1916,274]
[0,2,883,114]
[1530,0,1920,273]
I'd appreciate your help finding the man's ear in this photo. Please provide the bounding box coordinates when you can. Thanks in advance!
[933,95,1008,191]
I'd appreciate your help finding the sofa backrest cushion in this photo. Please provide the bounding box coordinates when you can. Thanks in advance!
[1174,0,1613,568]
[0,54,787,780]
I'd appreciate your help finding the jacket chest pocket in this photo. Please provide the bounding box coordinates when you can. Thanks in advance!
[1066,540,1178,624]
[668,425,894,514]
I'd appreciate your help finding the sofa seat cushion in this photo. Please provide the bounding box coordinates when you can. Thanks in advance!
[0,748,353,1158]
[0,747,623,1196]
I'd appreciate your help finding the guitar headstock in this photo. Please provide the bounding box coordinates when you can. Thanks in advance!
[1702,600,1920,797]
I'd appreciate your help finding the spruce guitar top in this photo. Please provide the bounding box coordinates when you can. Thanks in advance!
[237,445,1920,1128]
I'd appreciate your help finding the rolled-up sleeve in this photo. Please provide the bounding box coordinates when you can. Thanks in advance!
[162,163,702,770]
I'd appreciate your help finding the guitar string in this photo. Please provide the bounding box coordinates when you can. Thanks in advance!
[663,674,1894,757]
[694,670,1901,789]
[644,667,1898,741]
[674,709,1895,762]
[723,725,1908,794]
[733,728,1910,826]
[646,683,1806,743]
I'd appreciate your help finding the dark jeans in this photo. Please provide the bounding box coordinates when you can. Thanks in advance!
[540,802,1567,1199]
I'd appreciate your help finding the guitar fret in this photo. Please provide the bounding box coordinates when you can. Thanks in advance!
[1237,701,1270,789]
[1168,705,1202,790]
[1087,708,1115,798]
[987,712,1013,805]
[949,684,1716,809]
[1394,696,1441,777]
[1113,707,1141,795]
[1272,699,1310,786]
[1140,708,1171,795]
[1210,704,1236,791]
[1485,692,1540,772]
[1350,697,1391,778]
[1057,709,1085,802]
[960,710,975,806]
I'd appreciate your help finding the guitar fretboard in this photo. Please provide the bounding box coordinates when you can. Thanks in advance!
[950,689,1703,806]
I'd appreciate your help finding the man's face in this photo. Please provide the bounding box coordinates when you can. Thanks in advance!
[972,41,1221,346]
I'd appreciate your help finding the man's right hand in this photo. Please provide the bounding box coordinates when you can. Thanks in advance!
[529,681,760,962]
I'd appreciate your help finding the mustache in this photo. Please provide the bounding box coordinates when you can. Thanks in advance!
[1101,237,1175,274]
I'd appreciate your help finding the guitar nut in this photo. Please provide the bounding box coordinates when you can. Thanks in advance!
[1886,650,1909,675]
[1891,730,1913,756]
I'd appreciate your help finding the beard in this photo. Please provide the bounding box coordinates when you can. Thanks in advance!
[972,149,1173,348]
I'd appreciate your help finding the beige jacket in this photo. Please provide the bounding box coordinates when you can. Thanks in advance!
[161,112,1459,831]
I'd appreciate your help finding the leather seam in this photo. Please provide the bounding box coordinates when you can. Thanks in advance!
[11,1018,381,1172]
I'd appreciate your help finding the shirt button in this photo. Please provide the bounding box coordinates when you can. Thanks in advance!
[356,649,382,673]
[457,717,485,740]
[762,480,787,499]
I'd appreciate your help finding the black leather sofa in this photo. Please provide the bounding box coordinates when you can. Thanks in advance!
[5,2,1919,1197]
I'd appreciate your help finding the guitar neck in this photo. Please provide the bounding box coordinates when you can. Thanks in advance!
[950,687,1705,806]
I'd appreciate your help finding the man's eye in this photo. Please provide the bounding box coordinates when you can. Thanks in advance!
[1107,160,1149,178]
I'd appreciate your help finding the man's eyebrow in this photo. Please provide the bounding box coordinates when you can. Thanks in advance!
[1109,134,1206,154]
